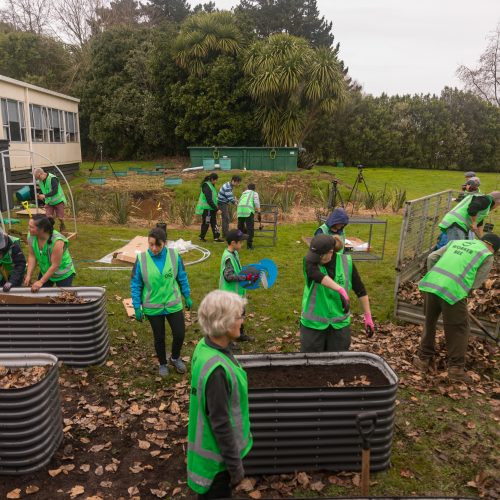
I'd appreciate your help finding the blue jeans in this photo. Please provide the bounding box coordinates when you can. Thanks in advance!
[446,226,467,242]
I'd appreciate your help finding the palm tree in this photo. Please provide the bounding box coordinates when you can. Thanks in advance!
[173,11,243,75]
[244,33,347,146]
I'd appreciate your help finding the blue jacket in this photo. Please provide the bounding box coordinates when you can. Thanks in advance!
[314,208,349,236]
[130,247,190,312]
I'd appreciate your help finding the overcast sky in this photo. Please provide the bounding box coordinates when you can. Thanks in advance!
[214,0,500,96]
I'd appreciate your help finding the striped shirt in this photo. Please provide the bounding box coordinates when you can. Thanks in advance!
[218,182,236,204]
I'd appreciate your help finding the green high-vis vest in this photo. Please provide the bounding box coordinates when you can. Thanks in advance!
[301,253,352,330]
[38,173,67,206]
[28,231,74,281]
[237,190,255,218]
[439,195,492,234]
[419,240,492,305]
[195,182,218,215]
[137,248,183,316]
[187,338,253,494]
[0,236,20,274]
[219,249,245,297]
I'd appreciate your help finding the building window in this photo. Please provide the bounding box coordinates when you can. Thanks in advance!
[65,111,79,142]
[1,98,26,142]
[49,108,65,143]
[30,104,49,142]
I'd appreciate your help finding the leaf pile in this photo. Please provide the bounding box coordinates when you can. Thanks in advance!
[0,365,49,389]
[49,291,88,304]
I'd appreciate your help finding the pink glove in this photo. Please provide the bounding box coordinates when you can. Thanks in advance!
[364,313,375,338]
[337,287,349,314]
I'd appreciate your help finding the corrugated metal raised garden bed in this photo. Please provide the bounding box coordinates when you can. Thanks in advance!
[0,353,63,475]
[0,287,109,367]
[237,352,398,475]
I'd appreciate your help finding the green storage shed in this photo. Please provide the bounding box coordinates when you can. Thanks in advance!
[188,147,298,171]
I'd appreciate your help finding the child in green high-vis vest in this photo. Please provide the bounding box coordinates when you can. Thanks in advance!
[219,229,258,342]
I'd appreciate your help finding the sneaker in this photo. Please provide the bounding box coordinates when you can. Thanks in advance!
[448,366,472,383]
[214,238,224,242]
[170,357,187,374]
[413,355,433,373]
[159,364,169,377]
[236,333,255,342]
[199,236,207,242]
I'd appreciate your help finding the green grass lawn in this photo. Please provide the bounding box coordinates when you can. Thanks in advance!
[2,165,498,498]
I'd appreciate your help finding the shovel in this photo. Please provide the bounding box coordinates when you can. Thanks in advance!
[356,411,378,496]
[468,310,499,345]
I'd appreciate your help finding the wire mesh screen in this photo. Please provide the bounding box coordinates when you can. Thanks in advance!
[395,190,454,282]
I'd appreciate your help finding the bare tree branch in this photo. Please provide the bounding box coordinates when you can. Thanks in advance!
[1,0,51,33]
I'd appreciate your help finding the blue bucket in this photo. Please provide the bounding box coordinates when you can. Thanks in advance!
[220,158,231,170]
[128,166,141,172]
[115,171,127,177]
[203,159,215,170]
[15,185,32,202]
[164,177,183,186]
[98,165,108,171]
[88,177,106,185]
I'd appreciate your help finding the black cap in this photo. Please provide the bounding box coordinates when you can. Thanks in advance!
[481,232,500,253]
[226,229,249,244]
[306,234,335,263]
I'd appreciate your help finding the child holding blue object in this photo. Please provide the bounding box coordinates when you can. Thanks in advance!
[131,227,192,377]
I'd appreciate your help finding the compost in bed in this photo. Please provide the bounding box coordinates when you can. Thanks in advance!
[246,363,389,388]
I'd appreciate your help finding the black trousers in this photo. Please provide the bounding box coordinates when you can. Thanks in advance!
[237,214,254,248]
[198,470,232,500]
[200,209,220,240]
[146,310,185,364]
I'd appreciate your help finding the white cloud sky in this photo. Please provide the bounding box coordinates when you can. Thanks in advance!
[212,0,500,96]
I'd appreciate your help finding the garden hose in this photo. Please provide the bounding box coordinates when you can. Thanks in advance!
[213,149,220,160]
[269,148,276,160]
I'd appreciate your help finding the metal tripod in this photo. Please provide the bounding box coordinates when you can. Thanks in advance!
[327,179,345,209]
[88,142,118,179]
[346,165,377,215]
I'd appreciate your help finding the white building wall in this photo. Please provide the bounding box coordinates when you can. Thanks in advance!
[0,76,82,172]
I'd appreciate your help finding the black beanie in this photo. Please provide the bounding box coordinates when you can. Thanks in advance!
[481,232,500,253]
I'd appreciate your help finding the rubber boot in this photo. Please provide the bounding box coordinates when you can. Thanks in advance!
[448,366,472,383]
[413,355,433,373]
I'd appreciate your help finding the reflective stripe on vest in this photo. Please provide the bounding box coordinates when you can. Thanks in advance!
[237,191,255,217]
[38,173,66,206]
[318,224,330,235]
[301,253,351,325]
[139,248,181,310]
[219,249,244,296]
[419,240,492,304]
[439,195,492,233]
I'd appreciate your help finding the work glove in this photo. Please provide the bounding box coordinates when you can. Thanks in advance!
[185,296,193,310]
[245,273,260,284]
[2,282,12,292]
[364,313,375,338]
[134,307,144,322]
[337,287,350,314]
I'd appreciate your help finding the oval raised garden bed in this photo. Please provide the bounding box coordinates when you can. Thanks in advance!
[0,353,63,475]
[237,352,398,475]
[0,287,109,367]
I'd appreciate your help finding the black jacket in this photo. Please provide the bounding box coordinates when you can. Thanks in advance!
[0,236,26,286]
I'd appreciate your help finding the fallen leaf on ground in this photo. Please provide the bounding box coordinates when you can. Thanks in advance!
[25,485,39,495]
[69,485,85,498]
[138,439,151,450]
[249,491,262,499]
[48,468,62,477]
[6,489,21,499]
[128,486,139,496]
[150,489,167,498]
[400,469,415,478]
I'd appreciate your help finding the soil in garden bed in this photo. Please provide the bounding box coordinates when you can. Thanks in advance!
[246,363,390,389]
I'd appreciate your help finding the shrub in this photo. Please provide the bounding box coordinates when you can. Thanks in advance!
[377,184,391,210]
[279,189,296,213]
[110,192,131,224]
[176,197,196,227]
[391,187,407,212]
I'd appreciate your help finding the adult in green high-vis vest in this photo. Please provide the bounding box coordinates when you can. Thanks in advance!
[300,234,375,352]
[439,191,499,242]
[414,233,499,383]
[195,173,223,243]
[24,215,75,292]
[188,290,252,499]
[237,183,261,250]
[34,168,67,233]
[130,227,192,377]
[219,228,258,343]
[0,228,26,292]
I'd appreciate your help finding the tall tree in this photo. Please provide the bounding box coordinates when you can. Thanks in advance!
[142,0,191,24]
[0,0,51,34]
[173,11,243,75]
[236,0,334,47]
[457,22,500,106]
[244,33,347,146]
[94,0,142,30]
